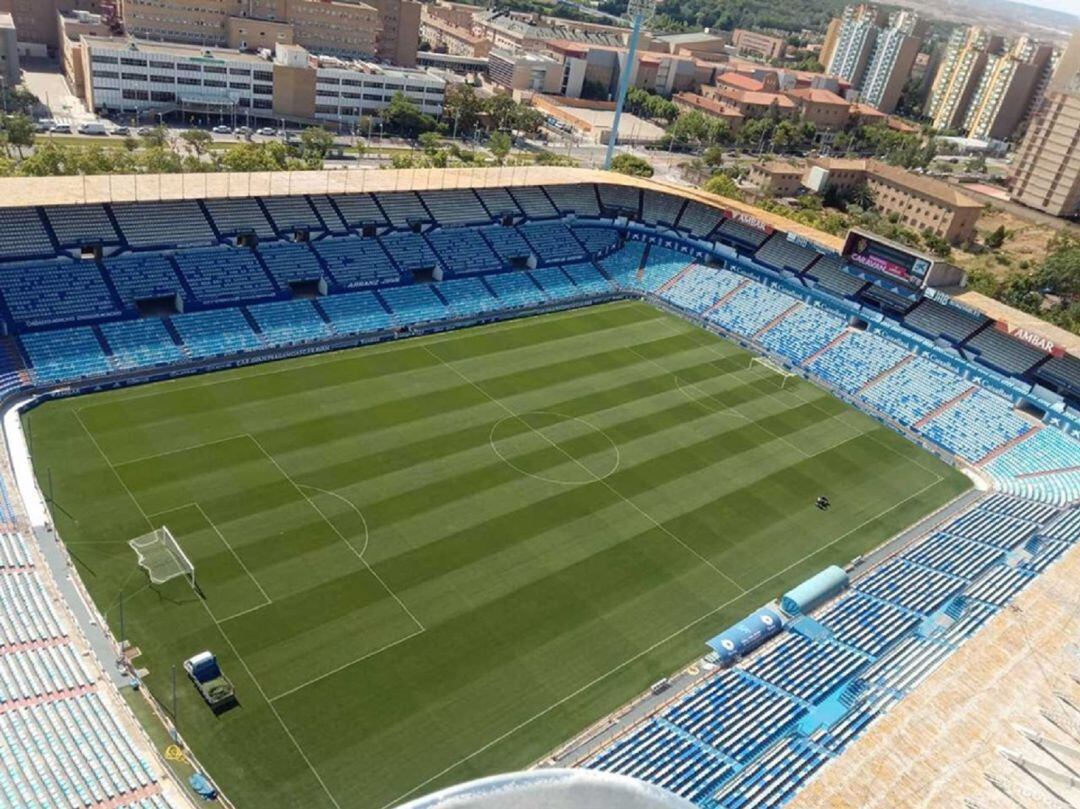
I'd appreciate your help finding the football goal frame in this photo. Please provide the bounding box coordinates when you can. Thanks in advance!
[749,355,797,388]
[129,526,198,591]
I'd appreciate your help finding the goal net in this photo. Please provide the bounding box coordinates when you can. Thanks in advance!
[750,356,797,387]
[129,527,195,587]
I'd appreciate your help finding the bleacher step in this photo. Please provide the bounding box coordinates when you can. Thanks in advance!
[977,424,1042,467]
[857,354,913,395]
[753,302,803,340]
[802,329,851,367]
[911,385,977,430]
[702,279,750,316]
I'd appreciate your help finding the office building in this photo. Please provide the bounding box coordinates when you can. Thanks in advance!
[1009,32,1080,218]
[0,11,17,85]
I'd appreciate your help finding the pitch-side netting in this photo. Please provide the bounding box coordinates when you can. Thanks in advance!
[129,527,195,587]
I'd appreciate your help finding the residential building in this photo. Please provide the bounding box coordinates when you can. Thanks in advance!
[0,11,17,85]
[116,0,421,67]
[805,157,984,243]
[1009,32,1080,218]
[927,27,1004,131]
[784,86,850,129]
[858,10,922,113]
[672,92,744,131]
[748,161,805,196]
[963,36,1054,141]
[820,17,842,72]
[75,36,443,123]
[826,4,886,86]
[703,72,797,119]
[420,3,490,58]
[732,29,786,62]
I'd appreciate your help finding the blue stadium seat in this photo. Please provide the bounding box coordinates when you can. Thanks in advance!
[0,260,119,328]
[319,291,393,334]
[258,242,324,286]
[111,201,215,248]
[173,247,276,305]
[484,271,546,309]
[378,232,442,273]
[518,223,585,264]
[100,319,185,370]
[379,284,448,324]
[426,229,502,274]
[22,327,110,384]
[171,308,261,359]
[104,254,185,308]
[248,299,331,346]
[312,236,400,289]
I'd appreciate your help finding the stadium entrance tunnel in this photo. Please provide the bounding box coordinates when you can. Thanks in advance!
[489,412,619,485]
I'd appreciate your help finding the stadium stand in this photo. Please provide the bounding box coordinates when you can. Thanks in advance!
[480,226,532,264]
[509,186,558,219]
[806,331,909,394]
[202,198,275,239]
[571,226,621,257]
[676,201,725,239]
[596,184,641,216]
[529,267,577,297]
[0,208,54,259]
[248,299,332,345]
[171,308,261,359]
[331,194,388,229]
[918,387,1032,461]
[705,282,798,338]
[311,237,400,289]
[379,231,442,273]
[258,242,325,286]
[426,228,502,274]
[641,190,685,226]
[519,223,586,263]
[172,247,276,305]
[436,277,498,318]
[903,298,987,343]
[100,319,185,370]
[44,205,120,247]
[380,284,448,324]
[104,254,185,308]
[964,326,1048,375]
[757,304,846,364]
[374,192,430,227]
[662,265,744,314]
[318,291,393,334]
[561,262,615,297]
[418,190,491,226]
[111,201,215,248]
[715,219,771,250]
[309,196,348,234]
[804,254,867,298]
[261,196,323,234]
[755,234,820,274]
[21,327,111,384]
[0,260,119,328]
[1034,353,1080,393]
[860,355,973,427]
[485,271,547,308]
[475,187,522,219]
[545,184,601,217]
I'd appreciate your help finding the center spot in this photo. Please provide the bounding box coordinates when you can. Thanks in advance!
[489,411,620,485]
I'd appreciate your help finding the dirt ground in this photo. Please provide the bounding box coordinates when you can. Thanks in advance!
[951,207,1060,279]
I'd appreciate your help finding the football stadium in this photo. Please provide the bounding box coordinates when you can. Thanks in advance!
[0,166,1076,809]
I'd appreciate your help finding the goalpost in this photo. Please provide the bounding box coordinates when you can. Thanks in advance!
[129,527,197,591]
[749,355,797,389]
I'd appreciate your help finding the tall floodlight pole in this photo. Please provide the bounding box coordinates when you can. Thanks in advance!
[603,0,656,171]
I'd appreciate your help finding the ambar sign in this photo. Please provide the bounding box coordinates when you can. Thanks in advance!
[996,321,1066,357]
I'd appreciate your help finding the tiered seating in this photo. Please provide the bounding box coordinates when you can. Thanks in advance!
[173,247,276,305]
[485,272,546,308]
[104,255,184,308]
[45,205,120,247]
[518,223,586,263]
[986,428,1080,505]
[170,309,260,359]
[436,277,497,318]
[641,189,684,226]
[744,634,866,703]
[712,737,830,808]
[544,184,600,217]
[1041,509,1080,542]
[379,285,448,324]
[965,327,1047,374]
[1035,353,1080,393]
[23,326,110,384]
[755,234,819,273]
[979,493,1058,524]
[597,184,640,215]
[0,208,54,259]
[0,644,92,703]
[474,187,521,218]
[963,564,1034,607]
[715,218,770,250]
[598,242,646,286]
[0,261,119,328]
[903,298,987,342]
[561,262,614,296]
[860,284,915,315]
[918,388,1031,461]
[902,532,1004,581]
[528,267,576,298]
[860,355,972,427]
[662,670,804,763]
[330,194,387,229]
[100,319,184,371]
[418,190,490,225]
[816,593,919,657]
[508,187,558,219]
[0,693,159,808]
[706,281,797,338]
[676,201,724,239]
[248,299,331,345]
[258,242,324,286]
[854,559,966,615]
[261,197,322,234]
[633,245,693,291]
[312,237,399,289]
[758,304,846,364]
[662,265,743,314]
[308,196,347,234]
[426,229,502,274]
[0,534,30,568]
[374,192,430,226]
[479,226,532,263]
[807,331,909,394]
[379,232,441,273]
[0,570,65,645]
[858,634,952,694]
[111,201,215,248]
[805,254,867,298]
[571,227,620,257]
[203,198,275,238]
[943,509,1035,550]
[584,719,734,804]
[318,292,392,334]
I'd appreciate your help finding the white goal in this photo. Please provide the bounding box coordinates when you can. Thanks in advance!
[129,527,196,588]
[750,355,797,388]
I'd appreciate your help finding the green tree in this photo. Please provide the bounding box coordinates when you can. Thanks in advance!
[297,126,334,168]
[488,131,512,164]
[2,114,35,158]
[984,224,1007,250]
[703,173,742,201]
[384,92,436,138]
[180,129,212,156]
[965,153,987,174]
[140,125,168,149]
[703,145,725,166]
[610,153,653,178]
[418,131,441,154]
[442,84,484,136]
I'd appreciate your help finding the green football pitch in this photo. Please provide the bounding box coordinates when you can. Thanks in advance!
[25,301,969,808]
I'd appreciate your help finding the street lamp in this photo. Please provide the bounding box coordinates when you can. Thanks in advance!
[603,0,656,171]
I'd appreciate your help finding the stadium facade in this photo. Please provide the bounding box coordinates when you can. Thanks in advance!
[0,167,1075,809]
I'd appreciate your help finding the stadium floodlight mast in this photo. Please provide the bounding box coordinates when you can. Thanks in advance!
[603,0,657,171]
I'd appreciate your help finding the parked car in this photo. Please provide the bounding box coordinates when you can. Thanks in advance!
[50,123,71,133]
[77,122,108,135]
[212,125,231,134]
[111,125,130,136]
[136,126,153,136]
[257,126,276,136]
[235,126,252,136]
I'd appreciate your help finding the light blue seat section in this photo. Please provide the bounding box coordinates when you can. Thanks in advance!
[426,229,502,274]
[318,291,392,334]
[0,261,119,328]
[21,327,110,384]
[806,330,909,393]
[173,247,275,305]
[757,304,846,364]
[104,255,184,308]
[484,271,546,308]
[435,278,497,318]
[100,319,184,370]
[918,387,1031,461]
[860,354,972,426]
[171,308,260,359]
[518,223,585,264]
[248,299,331,345]
[312,236,399,289]
[380,284,448,324]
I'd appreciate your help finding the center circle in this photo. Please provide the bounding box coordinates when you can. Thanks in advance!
[489,411,620,485]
